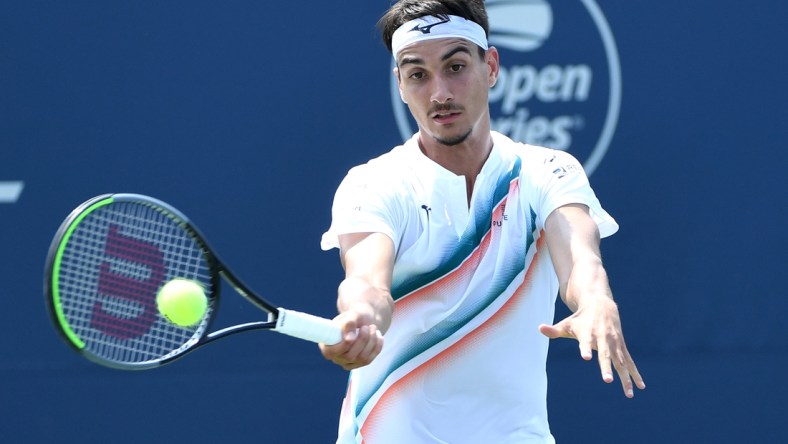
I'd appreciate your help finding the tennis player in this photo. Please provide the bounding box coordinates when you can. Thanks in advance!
[320,1,645,442]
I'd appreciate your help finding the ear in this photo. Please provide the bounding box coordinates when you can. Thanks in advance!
[485,47,500,88]
[394,66,408,104]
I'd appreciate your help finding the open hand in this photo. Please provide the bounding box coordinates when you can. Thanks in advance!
[539,298,645,398]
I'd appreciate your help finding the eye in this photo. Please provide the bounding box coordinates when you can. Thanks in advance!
[409,71,425,81]
[449,64,465,73]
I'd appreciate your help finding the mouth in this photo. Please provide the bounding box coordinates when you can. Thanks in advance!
[432,110,462,124]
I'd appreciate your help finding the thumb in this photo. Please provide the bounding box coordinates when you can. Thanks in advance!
[539,322,572,339]
[340,317,359,341]
[332,312,359,342]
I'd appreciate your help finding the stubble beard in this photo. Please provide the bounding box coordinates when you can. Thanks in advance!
[434,127,473,146]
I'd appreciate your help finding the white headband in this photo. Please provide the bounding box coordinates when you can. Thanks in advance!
[391,14,488,59]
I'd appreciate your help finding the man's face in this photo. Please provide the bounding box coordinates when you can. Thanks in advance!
[395,38,499,147]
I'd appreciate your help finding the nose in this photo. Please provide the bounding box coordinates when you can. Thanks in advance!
[430,74,453,104]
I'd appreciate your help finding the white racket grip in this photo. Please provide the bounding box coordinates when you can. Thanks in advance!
[274,308,342,345]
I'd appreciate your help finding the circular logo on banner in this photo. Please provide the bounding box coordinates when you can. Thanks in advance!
[389,0,621,176]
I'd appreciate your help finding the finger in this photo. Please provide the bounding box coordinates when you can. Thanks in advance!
[359,325,381,362]
[539,322,572,339]
[324,318,358,351]
[611,347,634,397]
[596,339,614,382]
[619,372,634,398]
[341,327,382,371]
[342,319,359,341]
[372,329,384,357]
[578,338,594,361]
[625,350,646,390]
[319,332,353,360]
[539,324,559,339]
[343,324,371,362]
[573,325,594,360]
[564,320,592,360]
[319,317,358,358]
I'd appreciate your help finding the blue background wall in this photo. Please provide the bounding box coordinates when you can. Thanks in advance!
[2,1,787,442]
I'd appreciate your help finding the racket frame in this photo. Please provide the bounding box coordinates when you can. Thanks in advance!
[44,193,338,370]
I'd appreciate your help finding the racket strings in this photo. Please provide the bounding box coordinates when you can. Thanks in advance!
[57,201,214,366]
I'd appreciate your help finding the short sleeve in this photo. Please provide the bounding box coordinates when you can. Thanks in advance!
[320,165,400,251]
[535,150,619,238]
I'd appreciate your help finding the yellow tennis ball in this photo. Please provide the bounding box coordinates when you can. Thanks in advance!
[156,278,207,327]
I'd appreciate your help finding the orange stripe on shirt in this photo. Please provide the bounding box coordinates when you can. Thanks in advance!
[360,234,545,442]
[393,189,511,318]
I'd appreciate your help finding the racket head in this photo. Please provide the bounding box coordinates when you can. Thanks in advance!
[44,193,220,370]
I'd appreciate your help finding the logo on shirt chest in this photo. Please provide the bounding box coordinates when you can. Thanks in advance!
[492,203,510,227]
[421,204,432,222]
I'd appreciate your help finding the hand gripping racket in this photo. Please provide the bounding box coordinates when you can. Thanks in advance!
[44,193,342,370]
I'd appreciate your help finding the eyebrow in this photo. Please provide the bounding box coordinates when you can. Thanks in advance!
[398,56,423,67]
[397,44,473,68]
[441,45,472,61]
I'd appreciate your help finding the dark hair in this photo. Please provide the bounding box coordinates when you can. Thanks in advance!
[377,0,489,55]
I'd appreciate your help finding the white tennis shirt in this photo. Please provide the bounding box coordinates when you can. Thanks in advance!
[321,131,618,444]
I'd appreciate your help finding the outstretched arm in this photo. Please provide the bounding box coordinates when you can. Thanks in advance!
[319,232,394,370]
[540,203,646,397]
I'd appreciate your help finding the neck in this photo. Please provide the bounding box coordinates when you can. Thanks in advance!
[419,131,493,175]
[418,130,494,205]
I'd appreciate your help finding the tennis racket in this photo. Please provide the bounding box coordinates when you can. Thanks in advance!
[44,193,342,370]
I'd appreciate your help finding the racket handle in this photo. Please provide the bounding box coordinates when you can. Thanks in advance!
[274,308,342,345]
